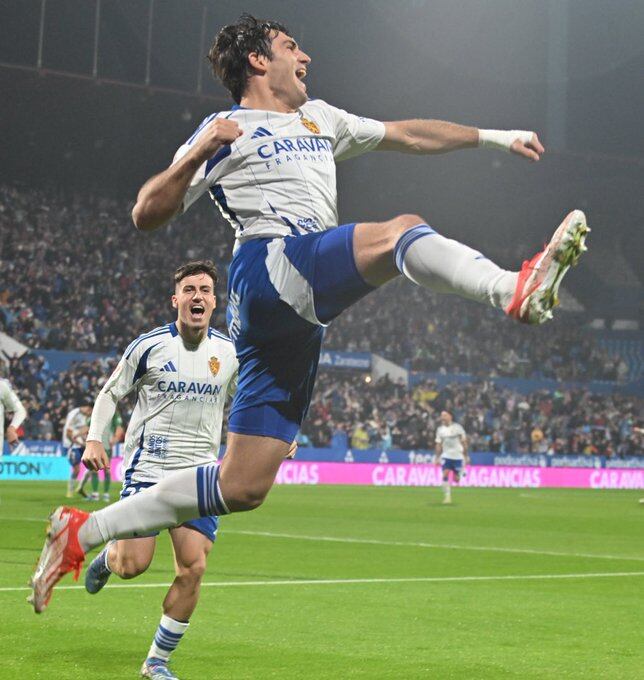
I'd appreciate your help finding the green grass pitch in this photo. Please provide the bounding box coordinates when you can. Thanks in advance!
[1,481,642,679]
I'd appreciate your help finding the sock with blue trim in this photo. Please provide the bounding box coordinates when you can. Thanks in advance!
[147,614,190,663]
[394,224,517,308]
[80,464,229,552]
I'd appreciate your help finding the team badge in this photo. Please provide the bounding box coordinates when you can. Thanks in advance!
[208,356,220,376]
[300,116,320,134]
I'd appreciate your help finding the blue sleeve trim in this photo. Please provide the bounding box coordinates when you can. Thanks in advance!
[132,342,160,385]
[205,145,232,176]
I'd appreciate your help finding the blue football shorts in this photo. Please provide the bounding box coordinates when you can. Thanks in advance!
[226,224,374,444]
[442,459,464,474]
[120,481,218,542]
[67,446,84,467]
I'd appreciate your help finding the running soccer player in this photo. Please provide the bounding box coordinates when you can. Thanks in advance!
[81,261,237,679]
[77,406,124,501]
[62,398,92,498]
[0,374,27,454]
[30,14,590,611]
[433,411,469,504]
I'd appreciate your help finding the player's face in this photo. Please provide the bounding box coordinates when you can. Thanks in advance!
[80,406,92,416]
[440,411,452,426]
[263,31,311,109]
[172,273,216,330]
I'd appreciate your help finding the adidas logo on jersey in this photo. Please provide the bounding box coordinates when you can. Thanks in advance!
[160,361,177,372]
[251,127,273,139]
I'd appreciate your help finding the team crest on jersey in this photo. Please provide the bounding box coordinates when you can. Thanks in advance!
[208,356,220,376]
[300,116,320,134]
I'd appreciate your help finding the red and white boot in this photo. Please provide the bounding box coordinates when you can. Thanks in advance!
[505,210,590,324]
[28,506,89,613]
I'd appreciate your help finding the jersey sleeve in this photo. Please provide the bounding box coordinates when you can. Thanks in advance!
[86,340,150,442]
[434,428,443,445]
[0,381,27,429]
[318,100,385,162]
[172,113,234,213]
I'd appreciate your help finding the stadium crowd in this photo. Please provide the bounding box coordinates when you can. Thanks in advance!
[300,372,644,457]
[7,350,642,457]
[0,184,630,383]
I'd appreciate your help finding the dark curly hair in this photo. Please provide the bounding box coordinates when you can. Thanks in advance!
[207,13,291,104]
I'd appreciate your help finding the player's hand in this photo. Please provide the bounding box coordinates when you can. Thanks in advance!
[194,119,243,160]
[82,441,110,471]
[6,425,18,444]
[510,132,544,162]
[285,441,298,459]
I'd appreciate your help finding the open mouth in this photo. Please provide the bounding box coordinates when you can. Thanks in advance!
[190,304,205,320]
[296,68,307,89]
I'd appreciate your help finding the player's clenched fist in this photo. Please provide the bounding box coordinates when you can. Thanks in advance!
[82,440,110,471]
[193,119,243,159]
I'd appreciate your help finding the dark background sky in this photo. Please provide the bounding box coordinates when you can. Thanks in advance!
[1,0,642,311]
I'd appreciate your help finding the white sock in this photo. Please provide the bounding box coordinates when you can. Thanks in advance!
[147,614,190,663]
[79,467,202,552]
[394,224,518,308]
[443,482,451,499]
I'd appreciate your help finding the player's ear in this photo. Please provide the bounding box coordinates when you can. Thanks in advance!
[171,294,178,310]
[247,51,269,74]
[212,295,217,310]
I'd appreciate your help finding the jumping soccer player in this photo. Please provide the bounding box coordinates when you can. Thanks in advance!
[433,411,469,504]
[82,261,237,679]
[30,14,589,612]
[0,373,27,454]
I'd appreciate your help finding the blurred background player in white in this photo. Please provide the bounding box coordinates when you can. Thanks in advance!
[62,398,92,498]
[77,407,124,502]
[434,411,469,504]
[81,261,238,680]
[0,369,28,454]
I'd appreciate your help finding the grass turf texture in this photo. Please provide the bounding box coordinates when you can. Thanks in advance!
[0,482,642,679]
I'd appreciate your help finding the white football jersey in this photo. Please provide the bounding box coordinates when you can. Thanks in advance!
[435,423,467,460]
[62,407,91,448]
[95,323,238,485]
[0,378,27,452]
[173,99,385,241]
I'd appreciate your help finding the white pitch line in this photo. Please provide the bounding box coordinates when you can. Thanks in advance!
[224,529,644,563]
[2,571,644,594]
[2,517,643,563]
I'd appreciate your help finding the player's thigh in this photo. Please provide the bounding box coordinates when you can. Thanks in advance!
[353,214,426,286]
[169,525,213,577]
[112,536,156,574]
[219,431,289,503]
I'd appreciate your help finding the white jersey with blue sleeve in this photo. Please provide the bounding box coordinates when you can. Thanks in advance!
[173,99,385,241]
[87,322,238,486]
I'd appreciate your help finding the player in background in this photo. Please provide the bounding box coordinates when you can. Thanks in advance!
[0,372,28,454]
[80,261,238,680]
[30,15,589,611]
[62,398,92,498]
[433,411,469,504]
[77,407,124,501]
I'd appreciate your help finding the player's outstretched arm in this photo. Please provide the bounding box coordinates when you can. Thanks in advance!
[378,119,544,161]
[132,118,243,231]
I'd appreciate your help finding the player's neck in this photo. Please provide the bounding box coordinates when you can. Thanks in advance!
[240,91,298,114]
[176,320,207,346]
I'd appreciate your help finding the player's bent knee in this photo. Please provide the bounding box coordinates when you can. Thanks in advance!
[113,553,150,579]
[224,485,268,512]
[177,557,207,584]
[387,213,427,248]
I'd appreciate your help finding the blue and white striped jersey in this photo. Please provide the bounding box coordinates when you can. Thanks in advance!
[173,99,385,241]
[89,322,238,485]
